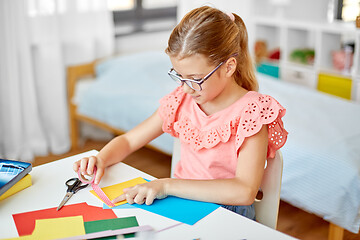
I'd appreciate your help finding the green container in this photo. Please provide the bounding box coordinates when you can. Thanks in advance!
[256,62,280,79]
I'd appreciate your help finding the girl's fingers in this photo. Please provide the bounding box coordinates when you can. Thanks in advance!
[112,194,126,204]
[112,182,165,206]
[80,157,90,175]
[145,191,157,205]
[125,192,135,204]
[87,156,97,175]
[123,187,138,204]
[73,161,81,172]
[134,193,146,205]
[94,168,104,185]
[74,156,105,184]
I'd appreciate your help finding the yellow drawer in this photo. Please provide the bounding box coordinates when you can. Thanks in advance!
[317,73,352,100]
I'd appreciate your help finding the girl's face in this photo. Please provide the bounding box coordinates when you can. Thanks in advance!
[169,54,232,105]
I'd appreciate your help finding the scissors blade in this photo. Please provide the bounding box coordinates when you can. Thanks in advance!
[57,192,74,211]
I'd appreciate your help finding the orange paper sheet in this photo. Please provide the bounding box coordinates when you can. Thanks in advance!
[90,177,148,207]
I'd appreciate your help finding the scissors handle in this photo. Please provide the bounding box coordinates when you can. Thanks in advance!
[66,178,88,193]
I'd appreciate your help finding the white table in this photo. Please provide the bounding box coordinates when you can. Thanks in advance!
[0,150,296,240]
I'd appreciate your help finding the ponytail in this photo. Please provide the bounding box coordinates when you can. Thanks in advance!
[232,14,258,91]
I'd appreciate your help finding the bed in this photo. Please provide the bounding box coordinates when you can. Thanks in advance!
[67,50,360,239]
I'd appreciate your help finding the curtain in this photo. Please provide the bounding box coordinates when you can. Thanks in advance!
[0,0,114,162]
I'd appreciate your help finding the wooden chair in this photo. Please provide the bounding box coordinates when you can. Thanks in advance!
[254,150,283,229]
[171,138,283,230]
[170,138,181,178]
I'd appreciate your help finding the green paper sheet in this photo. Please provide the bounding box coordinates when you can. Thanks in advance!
[84,216,139,239]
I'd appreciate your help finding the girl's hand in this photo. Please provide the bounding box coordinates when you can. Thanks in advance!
[73,156,105,184]
[112,179,169,205]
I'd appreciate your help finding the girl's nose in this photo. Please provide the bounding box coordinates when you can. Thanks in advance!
[182,83,195,94]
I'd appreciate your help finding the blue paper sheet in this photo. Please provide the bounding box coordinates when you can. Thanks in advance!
[104,196,220,225]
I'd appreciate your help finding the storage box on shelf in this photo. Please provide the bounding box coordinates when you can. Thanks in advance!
[280,64,317,88]
[317,72,352,100]
[256,61,280,79]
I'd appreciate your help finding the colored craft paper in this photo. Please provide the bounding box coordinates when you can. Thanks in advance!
[84,216,139,239]
[5,216,85,240]
[32,216,85,239]
[100,177,220,225]
[12,202,116,236]
[57,225,154,240]
[104,203,137,209]
[90,177,147,207]
[106,196,220,225]
[0,174,32,200]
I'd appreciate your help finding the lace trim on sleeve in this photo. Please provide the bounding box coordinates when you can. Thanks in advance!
[158,87,185,137]
[235,94,288,158]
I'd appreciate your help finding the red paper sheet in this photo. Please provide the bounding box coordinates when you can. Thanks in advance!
[12,202,117,236]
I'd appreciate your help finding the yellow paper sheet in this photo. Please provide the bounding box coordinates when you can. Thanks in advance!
[90,177,148,206]
[4,216,85,240]
[0,174,32,201]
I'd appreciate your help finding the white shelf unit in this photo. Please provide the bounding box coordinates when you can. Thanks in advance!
[354,31,360,78]
[252,16,360,101]
[250,0,360,101]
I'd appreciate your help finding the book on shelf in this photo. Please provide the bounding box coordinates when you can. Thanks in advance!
[0,159,32,199]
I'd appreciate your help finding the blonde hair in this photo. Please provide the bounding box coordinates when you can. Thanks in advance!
[165,6,258,91]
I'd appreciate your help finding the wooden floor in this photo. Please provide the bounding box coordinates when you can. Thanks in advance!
[33,139,360,240]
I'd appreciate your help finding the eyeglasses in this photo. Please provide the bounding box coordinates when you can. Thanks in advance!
[168,60,225,91]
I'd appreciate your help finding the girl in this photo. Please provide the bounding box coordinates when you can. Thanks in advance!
[73,6,287,220]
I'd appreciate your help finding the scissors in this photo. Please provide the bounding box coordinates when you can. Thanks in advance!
[57,177,89,211]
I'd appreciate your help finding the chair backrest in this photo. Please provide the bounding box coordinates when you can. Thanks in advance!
[254,150,283,229]
[171,138,181,178]
[171,138,283,229]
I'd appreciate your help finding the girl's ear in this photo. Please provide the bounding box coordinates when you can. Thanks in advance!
[225,57,237,77]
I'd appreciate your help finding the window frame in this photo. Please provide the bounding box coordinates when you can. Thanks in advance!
[112,0,177,36]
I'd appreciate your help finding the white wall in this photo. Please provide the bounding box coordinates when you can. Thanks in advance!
[115,31,171,55]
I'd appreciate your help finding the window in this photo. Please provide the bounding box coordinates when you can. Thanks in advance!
[336,0,360,21]
[108,0,177,37]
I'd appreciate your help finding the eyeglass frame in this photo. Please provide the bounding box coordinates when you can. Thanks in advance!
[167,53,238,91]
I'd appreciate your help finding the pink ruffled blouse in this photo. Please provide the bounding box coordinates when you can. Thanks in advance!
[158,87,288,180]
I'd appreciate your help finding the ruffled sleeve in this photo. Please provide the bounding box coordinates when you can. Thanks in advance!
[158,87,185,137]
[235,93,288,158]
[159,89,287,158]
